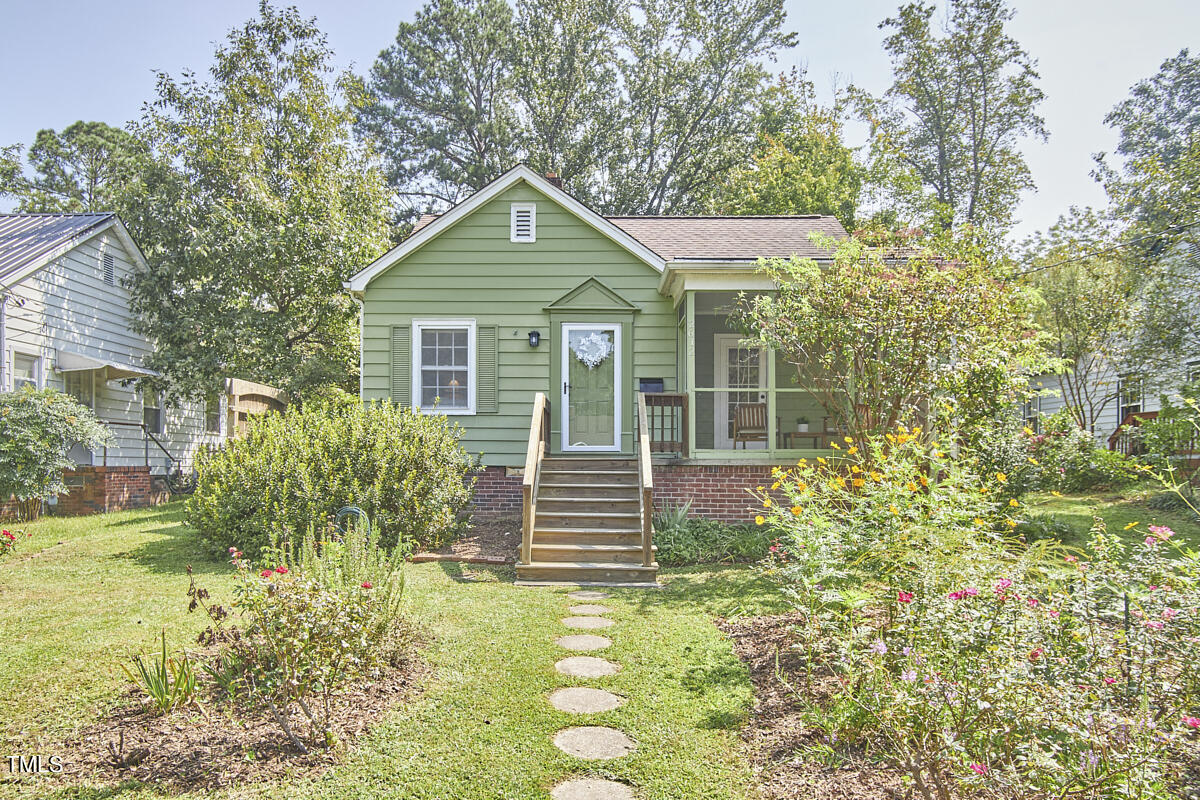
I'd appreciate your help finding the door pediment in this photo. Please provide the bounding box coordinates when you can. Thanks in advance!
[544,277,639,313]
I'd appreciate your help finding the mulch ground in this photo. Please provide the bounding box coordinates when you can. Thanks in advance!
[413,516,519,564]
[717,613,908,800]
[52,656,427,791]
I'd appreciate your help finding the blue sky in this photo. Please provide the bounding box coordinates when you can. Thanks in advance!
[1,0,1197,240]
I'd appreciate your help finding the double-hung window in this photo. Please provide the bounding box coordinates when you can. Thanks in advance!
[412,319,475,414]
[205,392,222,434]
[64,371,96,410]
[1117,376,1143,421]
[143,389,165,434]
[12,353,40,391]
[1021,394,1041,433]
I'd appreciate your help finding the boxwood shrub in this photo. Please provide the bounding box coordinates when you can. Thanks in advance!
[187,401,476,557]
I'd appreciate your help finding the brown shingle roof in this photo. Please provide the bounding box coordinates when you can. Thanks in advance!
[607,215,846,261]
[406,211,846,261]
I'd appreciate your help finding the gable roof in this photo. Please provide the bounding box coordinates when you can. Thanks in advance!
[346,165,666,293]
[0,212,148,291]
[607,215,846,261]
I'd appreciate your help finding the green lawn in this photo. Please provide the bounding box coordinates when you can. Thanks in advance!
[1026,488,1200,551]
[0,504,789,799]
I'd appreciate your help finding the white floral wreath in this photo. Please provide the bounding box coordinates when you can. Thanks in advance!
[571,332,613,369]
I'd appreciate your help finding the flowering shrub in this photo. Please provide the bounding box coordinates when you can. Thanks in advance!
[758,426,1200,799]
[188,400,476,558]
[0,528,28,557]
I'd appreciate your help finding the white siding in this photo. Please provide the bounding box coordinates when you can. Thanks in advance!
[3,231,225,473]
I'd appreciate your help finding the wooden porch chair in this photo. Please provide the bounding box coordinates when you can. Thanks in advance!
[733,402,769,448]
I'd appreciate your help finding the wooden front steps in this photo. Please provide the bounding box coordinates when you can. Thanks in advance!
[516,457,659,587]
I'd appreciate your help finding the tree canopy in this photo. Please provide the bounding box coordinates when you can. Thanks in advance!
[123,1,393,400]
[0,121,143,213]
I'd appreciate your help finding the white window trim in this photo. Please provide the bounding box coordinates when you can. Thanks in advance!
[11,349,43,391]
[412,318,477,416]
[142,389,166,435]
[510,202,536,243]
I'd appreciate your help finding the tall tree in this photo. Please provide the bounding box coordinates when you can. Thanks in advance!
[358,0,519,219]
[1024,208,1138,433]
[359,0,795,217]
[706,74,864,228]
[1097,49,1200,246]
[857,0,1046,233]
[512,0,621,202]
[124,2,392,400]
[0,121,142,212]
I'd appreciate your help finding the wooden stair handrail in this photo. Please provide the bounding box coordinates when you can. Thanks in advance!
[636,392,654,567]
[1108,410,1158,451]
[521,392,550,565]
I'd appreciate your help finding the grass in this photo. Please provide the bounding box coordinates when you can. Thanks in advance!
[0,504,790,799]
[1025,487,1200,551]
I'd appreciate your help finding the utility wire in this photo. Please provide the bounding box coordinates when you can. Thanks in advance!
[1012,219,1200,277]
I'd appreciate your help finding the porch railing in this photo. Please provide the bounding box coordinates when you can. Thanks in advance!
[520,392,551,565]
[642,392,688,458]
[635,392,655,567]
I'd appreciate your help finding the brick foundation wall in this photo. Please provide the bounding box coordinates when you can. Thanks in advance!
[469,462,783,524]
[652,464,781,523]
[471,466,523,517]
[53,467,172,516]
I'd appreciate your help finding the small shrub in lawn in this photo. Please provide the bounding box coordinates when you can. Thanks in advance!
[187,400,477,558]
[121,629,200,715]
[653,507,770,567]
[756,425,1200,799]
[187,518,408,752]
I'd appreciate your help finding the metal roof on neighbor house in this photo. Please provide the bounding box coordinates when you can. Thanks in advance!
[0,212,115,287]
[607,215,846,261]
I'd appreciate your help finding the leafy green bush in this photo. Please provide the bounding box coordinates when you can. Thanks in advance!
[0,387,110,518]
[1012,511,1076,544]
[653,506,770,567]
[187,400,476,557]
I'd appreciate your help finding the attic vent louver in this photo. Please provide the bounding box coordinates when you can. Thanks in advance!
[510,203,536,243]
[102,253,116,286]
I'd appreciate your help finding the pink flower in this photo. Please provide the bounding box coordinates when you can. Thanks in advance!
[260,569,273,578]
[1145,536,1158,547]
[968,763,989,775]
[1048,609,1060,618]
[228,546,237,553]
[1026,596,1039,607]
[1104,677,1117,685]
[1162,608,1179,621]
[1183,716,1200,729]
[994,578,1013,593]
[1145,620,1164,630]
[897,590,914,604]
[1028,648,1044,662]
[1064,554,1078,563]
[964,586,979,596]
[901,669,918,682]
[1148,524,1175,541]
[362,581,373,589]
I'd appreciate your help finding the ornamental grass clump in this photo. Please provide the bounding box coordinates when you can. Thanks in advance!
[757,425,1200,800]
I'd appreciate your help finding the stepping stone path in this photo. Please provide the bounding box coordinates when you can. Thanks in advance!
[550,590,641,799]
[563,616,614,630]
[551,777,635,800]
[556,634,611,652]
[555,656,621,678]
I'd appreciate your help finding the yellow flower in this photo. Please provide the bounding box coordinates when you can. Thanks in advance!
[886,434,896,444]
[833,476,847,489]
[817,457,827,465]
[973,518,986,526]
[790,505,802,516]
[919,475,928,487]
[888,504,899,515]
[1123,521,1139,530]
[763,498,773,508]
[771,482,780,490]
[896,434,911,444]
[995,472,1008,484]
[1023,426,1035,436]
[797,458,808,465]
[1051,490,1063,497]
[897,424,909,433]
[870,471,884,482]
[906,482,918,492]
[848,446,859,454]
[937,451,947,458]
[831,441,840,450]
[1027,457,1039,465]
[1005,518,1018,528]
[850,465,862,473]
[844,436,854,444]
[756,486,765,492]
[796,480,808,492]
[852,478,865,488]
[1009,499,1019,507]
[755,515,765,526]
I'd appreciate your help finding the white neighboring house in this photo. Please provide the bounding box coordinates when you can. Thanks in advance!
[0,213,231,506]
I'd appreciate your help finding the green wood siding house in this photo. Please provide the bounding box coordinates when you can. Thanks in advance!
[348,165,846,531]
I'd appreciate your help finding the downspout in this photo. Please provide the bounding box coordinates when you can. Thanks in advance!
[0,294,7,392]
[353,293,365,402]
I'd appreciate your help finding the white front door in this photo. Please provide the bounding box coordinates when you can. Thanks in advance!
[714,334,767,450]
[561,323,622,452]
